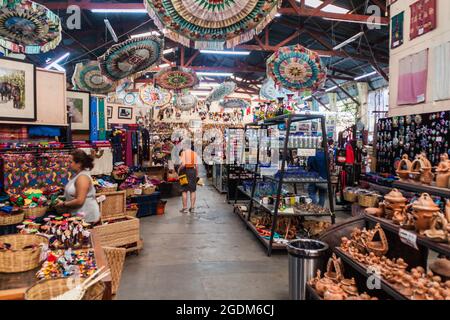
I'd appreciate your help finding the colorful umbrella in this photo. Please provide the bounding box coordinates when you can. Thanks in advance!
[98,36,163,81]
[0,0,61,54]
[267,44,327,92]
[139,84,172,107]
[144,0,281,49]
[207,81,236,102]
[72,61,116,94]
[175,93,197,111]
[154,66,199,91]
[219,98,249,109]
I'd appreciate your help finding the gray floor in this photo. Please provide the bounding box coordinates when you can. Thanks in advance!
[117,184,290,300]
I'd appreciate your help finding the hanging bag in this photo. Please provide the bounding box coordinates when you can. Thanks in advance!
[179,174,188,186]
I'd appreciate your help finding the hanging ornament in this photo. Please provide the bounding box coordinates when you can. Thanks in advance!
[267,44,327,92]
[154,66,199,91]
[116,78,134,99]
[139,83,172,107]
[72,61,116,94]
[175,93,198,111]
[98,36,163,81]
[123,92,138,106]
[0,0,61,54]
[219,98,250,109]
[144,0,281,49]
[207,81,236,102]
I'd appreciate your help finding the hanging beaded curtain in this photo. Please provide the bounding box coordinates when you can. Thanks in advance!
[0,0,61,54]
[144,0,281,49]
[267,44,327,92]
[98,36,164,81]
[72,61,117,94]
[154,66,199,91]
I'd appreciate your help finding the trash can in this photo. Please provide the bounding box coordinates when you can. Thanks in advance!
[287,238,329,300]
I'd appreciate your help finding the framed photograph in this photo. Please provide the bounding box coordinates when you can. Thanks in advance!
[118,106,132,119]
[107,106,113,118]
[67,90,90,130]
[0,57,36,121]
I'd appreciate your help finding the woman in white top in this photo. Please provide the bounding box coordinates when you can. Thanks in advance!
[56,150,100,224]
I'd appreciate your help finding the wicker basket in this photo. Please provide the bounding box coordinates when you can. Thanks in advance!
[0,234,48,273]
[23,206,47,219]
[99,186,118,193]
[125,188,141,197]
[343,189,358,203]
[24,277,105,300]
[126,209,138,218]
[0,212,24,226]
[358,193,380,208]
[112,172,127,181]
[103,247,126,295]
[142,185,156,195]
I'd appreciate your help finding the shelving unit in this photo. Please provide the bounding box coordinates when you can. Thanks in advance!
[236,114,335,256]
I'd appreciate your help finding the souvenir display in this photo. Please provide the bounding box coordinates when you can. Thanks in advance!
[139,84,172,107]
[72,61,116,94]
[144,0,281,49]
[175,93,197,111]
[0,0,61,54]
[266,44,327,92]
[219,98,250,109]
[115,79,134,99]
[206,81,236,102]
[154,66,198,92]
[98,36,163,81]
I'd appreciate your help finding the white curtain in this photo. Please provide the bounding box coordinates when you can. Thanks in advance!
[432,42,450,101]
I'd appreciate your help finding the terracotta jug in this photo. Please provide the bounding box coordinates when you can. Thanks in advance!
[383,189,407,219]
[436,154,450,188]
[396,154,412,181]
[412,193,440,234]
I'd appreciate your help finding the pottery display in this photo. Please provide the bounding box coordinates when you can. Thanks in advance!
[323,284,346,300]
[430,258,450,279]
[392,207,408,225]
[410,153,433,184]
[365,224,389,257]
[396,154,412,181]
[315,276,335,297]
[445,200,450,223]
[324,253,344,282]
[436,154,450,188]
[340,278,358,297]
[383,189,407,219]
[365,206,385,218]
[412,193,440,234]
[423,213,448,243]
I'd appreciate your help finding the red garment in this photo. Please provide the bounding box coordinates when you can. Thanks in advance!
[345,143,355,164]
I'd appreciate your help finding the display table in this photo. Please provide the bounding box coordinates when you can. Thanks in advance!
[0,231,112,300]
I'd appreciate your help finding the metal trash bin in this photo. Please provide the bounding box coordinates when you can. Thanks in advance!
[287,238,329,300]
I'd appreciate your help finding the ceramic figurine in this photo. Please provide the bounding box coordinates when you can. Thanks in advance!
[412,193,441,234]
[435,154,450,188]
[323,284,346,300]
[340,278,359,297]
[365,224,389,257]
[324,254,344,282]
[424,213,448,243]
[315,276,335,297]
[396,154,412,181]
[410,153,433,184]
[383,189,407,220]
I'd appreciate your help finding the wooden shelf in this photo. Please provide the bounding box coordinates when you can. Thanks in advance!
[365,214,450,257]
[393,180,450,199]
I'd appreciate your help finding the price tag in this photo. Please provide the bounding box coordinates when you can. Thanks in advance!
[417,94,425,103]
[418,28,424,35]
[96,195,106,203]
[297,149,316,157]
[134,188,143,195]
[399,229,419,250]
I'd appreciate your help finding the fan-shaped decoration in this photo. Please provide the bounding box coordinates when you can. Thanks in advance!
[98,36,163,81]
[207,81,236,102]
[154,66,198,91]
[267,44,327,92]
[72,61,116,94]
[175,93,198,111]
[139,84,172,107]
[0,0,61,54]
[220,98,249,109]
[144,0,281,49]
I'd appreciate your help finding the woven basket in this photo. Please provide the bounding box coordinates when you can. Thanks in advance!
[358,193,380,208]
[344,190,358,203]
[25,277,105,300]
[103,247,126,295]
[142,186,156,195]
[23,206,47,219]
[100,186,118,193]
[126,209,138,218]
[125,188,139,197]
[0,234,48,273]
[0,212,24,226]
[112,172,127,181]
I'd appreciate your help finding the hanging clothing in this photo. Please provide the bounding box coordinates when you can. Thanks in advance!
[79,148,113,176]
[432,42,450,101]
[345,143,355,165]
[64,170,100,223]
[397,49,428,105]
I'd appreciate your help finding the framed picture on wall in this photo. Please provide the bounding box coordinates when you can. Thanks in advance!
[107,106,113,118]
[67,90,90,130]
[0,57,36,121]
[118,106,132,119]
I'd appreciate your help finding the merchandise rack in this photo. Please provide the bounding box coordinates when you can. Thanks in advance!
[237,114,335,256]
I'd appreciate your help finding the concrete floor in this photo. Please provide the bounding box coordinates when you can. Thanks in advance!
[117,183,290,300]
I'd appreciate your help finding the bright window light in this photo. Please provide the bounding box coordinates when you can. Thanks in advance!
[158,64,170,68]
[91,9,147,13]
[325,86,338,92]
[45,53,69,70]
[322,4,349,14]
[130,31,160,38]
[354,71,378,81]
[323,18,388,26]
[200,50,250,56]
[197,72,233,77]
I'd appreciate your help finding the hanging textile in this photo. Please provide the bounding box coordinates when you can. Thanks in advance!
[126,131,133,167]
[410,0,436,40]
[79,148,113,176]
[0,125,28,141]
[90,97,99,141]
[397,49,428,105]
[432,42,450,101]
[97,97,106,141]
[391,11,404,49]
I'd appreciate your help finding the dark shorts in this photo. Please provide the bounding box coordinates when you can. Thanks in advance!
[181,167,197,192]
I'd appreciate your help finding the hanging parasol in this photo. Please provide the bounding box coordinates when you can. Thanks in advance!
[72,61,116,94]
[266,44,327,92]
[98,36,163,81]
[139,83,172,107]
[219,98,249,109]
[206,81,236,102]
[144,0,281,49]
[0,0,61,54]
[154,66,199,91]
[175,93,198,111]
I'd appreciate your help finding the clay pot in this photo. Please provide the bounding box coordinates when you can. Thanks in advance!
[424,213,448,243]
[323,284,347,300]
[412,193,440,234]
[315,277,335,297]
[396,154,412,181]
[410,153,432,183]
[384,188,407,205]
[436,154,450,188]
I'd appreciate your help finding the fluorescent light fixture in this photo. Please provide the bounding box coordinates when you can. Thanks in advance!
[333,32,364,50]
[104,19,118,42]
[303,96,312,100]
[324,17,388,26]
[197,72,233,77]
[325,86,338,92]
[130,31,160,39]
[158,63,170,68]
[275,13,282,17]
[200,50,250,56]
[163,48,176,55]
[91,9,147,13]
[322,4,349,14]
[319,54,331,58]
[45,52,70,71]
[354,71,377,81]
